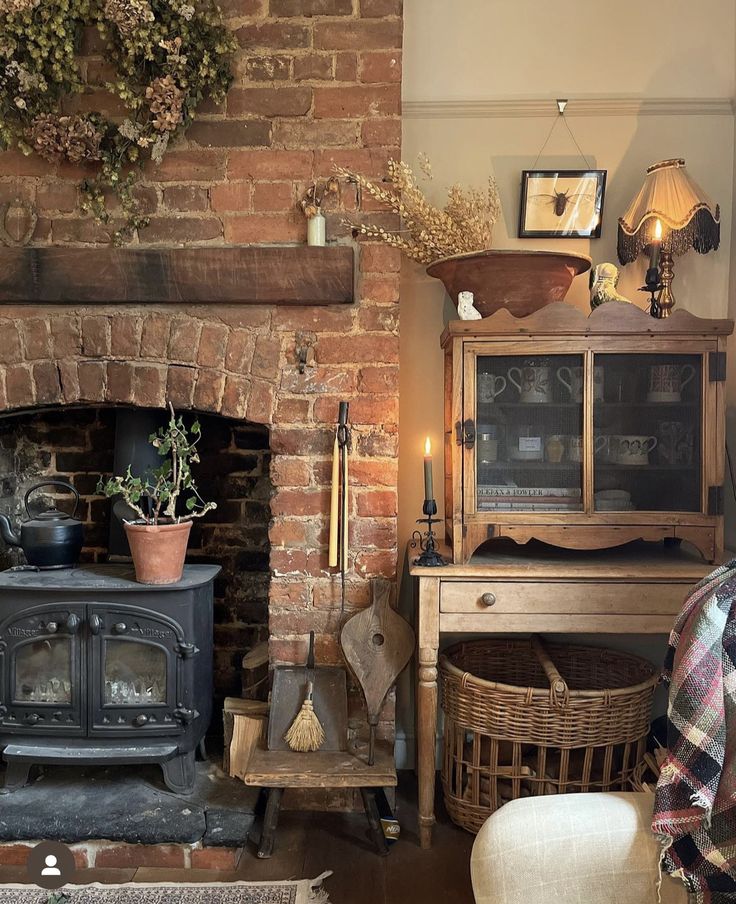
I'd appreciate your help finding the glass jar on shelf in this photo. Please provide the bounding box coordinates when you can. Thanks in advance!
[477,425,499,464]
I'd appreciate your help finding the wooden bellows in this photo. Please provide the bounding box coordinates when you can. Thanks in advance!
[340,579,415,764]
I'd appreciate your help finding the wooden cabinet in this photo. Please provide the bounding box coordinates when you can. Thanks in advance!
[442,303,733,564]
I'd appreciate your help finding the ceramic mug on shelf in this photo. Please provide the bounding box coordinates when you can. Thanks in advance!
[594,434,615,462]
[478,372,507,404]
[593,433,615,461]
[568,435,608,463]
[507,361,552,404]
[647,363,696,403]
[615,435,658,466]
[658,421,694,466]
[556,365,604,403]
[544,434,566,463]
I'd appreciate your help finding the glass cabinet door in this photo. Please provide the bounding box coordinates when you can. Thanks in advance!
[474,353,585,514]
[593,354,702,513]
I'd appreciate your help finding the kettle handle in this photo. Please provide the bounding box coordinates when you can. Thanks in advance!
[25,481,80,519]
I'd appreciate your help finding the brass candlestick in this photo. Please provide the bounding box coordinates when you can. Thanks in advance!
[655,248,676,318]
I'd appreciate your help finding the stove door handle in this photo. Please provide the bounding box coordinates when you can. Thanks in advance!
[89,614,102,635]
[65,614,81,635]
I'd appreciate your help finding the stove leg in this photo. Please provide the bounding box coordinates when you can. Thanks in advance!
[197,738,207,761]
[1,761,31,793]
[161,751,196,794]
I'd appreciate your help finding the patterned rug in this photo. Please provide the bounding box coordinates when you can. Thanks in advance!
[0,874,332,904]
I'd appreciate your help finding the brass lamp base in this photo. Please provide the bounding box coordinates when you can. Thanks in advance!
[654,249,675,318]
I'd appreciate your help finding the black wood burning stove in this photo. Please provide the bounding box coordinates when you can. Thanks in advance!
[0,564,218,794]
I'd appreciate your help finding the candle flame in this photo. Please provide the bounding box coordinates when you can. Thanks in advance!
[424,436,431,456]
[654,218,662,240]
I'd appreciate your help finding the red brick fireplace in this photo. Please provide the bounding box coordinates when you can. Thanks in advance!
[0,0,403,755]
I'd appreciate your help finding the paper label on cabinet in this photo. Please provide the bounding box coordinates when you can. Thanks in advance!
[518,436,542,452]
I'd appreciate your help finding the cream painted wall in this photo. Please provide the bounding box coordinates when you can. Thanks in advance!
[399,0,736,553]
[403,0,736,102]
[399,113,735,548]
[395,0,736,765]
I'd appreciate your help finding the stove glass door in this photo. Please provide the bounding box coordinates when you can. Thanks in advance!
[89,604,184,736]
[104,640,167,705]
[16,637,73,705]
[0,606,85,733]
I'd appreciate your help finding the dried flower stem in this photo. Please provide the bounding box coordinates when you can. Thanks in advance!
[335,157,502,265]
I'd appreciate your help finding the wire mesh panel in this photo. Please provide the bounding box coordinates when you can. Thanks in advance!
[593,353,702,513]
[475,354,584,514]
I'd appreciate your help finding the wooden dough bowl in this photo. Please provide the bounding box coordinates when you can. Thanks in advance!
[426,249,592,318]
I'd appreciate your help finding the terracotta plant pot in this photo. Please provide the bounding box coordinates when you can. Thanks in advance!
[124,520,193,585]
[426,249,591,318]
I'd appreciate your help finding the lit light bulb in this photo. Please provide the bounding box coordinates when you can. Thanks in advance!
[654,218,662,240]
[424,436,431,456]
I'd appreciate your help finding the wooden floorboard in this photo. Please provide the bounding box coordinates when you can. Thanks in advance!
[0,774,476,904]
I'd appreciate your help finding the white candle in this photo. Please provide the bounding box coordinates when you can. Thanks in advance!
[307,212,326,247]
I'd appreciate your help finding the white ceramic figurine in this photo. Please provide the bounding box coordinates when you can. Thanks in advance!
[457,290,482,320]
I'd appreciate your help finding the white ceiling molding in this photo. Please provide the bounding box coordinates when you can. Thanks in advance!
[402,97,736,119]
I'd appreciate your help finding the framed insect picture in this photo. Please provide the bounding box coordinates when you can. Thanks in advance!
[518,169,607,238]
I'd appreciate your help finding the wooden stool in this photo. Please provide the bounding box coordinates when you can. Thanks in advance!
[244,743,397,858]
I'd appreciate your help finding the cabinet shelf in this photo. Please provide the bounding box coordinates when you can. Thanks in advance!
[595,401,697,409]
[478,461,696,472]
[479,400,697,412]
[596,463,697,471]
[478,402,579,411]
[478,461,578,471]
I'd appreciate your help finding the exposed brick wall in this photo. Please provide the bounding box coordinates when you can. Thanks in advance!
[0,1,402,246]
[0,0,402,744]
[0,408,272,707]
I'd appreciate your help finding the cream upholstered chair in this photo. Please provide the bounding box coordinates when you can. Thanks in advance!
[470,792,687,904]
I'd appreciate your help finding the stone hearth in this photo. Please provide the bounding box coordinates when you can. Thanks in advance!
[0,760,258,871]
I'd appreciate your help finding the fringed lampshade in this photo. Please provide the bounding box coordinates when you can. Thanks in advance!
[617,158,720,317]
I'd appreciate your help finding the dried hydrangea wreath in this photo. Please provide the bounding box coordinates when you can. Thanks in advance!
[0,0,236,242]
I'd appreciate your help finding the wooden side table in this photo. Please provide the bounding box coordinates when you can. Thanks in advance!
[410,540,714,849]
[244,743,397,857]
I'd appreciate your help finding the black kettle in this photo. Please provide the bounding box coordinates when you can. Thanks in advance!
[0,481,84,569]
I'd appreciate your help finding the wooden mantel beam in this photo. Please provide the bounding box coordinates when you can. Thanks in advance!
[0,245,355,305]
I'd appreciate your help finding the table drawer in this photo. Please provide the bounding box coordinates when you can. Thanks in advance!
[439,581,688,616]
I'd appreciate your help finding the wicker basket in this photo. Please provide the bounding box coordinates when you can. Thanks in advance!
[439,636,658,833]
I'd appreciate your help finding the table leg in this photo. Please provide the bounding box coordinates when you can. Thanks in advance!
[361,788,389,856]
[416,576,440,849]
[257,787,283,859]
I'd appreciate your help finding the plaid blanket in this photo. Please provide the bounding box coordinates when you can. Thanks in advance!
[652,559,736,903]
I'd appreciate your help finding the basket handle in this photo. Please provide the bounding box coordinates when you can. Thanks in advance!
[531,635,569,709]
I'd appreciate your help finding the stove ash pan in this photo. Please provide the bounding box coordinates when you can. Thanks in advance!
[0,564,218,794]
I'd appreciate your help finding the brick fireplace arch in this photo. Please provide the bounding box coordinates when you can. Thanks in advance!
[0,286,400,744]
[0,311,276,425]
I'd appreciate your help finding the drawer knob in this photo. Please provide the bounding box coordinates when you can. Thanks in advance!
[480,592,496,608]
